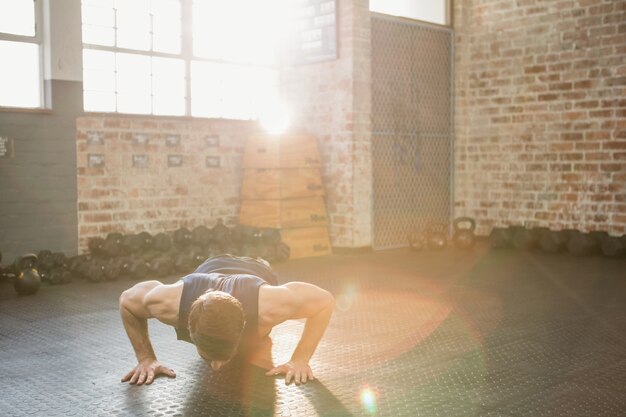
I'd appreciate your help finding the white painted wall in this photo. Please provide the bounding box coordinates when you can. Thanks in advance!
[43,0,83,81]
[369,0,448,25]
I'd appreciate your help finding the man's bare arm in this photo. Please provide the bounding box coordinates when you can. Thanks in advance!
[265,282,335,384]
[119,280,176,385]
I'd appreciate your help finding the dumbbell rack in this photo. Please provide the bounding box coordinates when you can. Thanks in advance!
[238,133,331,259]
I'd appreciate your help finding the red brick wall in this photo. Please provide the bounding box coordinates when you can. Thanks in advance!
[76,116,257,251]
[454,0,626,235]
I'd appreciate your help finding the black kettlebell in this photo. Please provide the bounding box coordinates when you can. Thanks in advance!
[453,217,476,250]
[407,229,426,251]
[13,254,41,296]
[427,222,448,250]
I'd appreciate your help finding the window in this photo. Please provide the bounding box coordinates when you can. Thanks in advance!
[81,0,283,120]
[369,0,450,26]
[0,0,43,108]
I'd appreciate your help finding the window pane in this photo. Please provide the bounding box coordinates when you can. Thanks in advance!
[192,1,229,60]
[84,91,116,112]
[83,0,114,7]
[152,0,181,54]
[83,49,116,111]
[116,0,150,50]
[82,25,115,46]
[116,53,151,114]
[117,93,151,114]
[192,0,280,65]
[83,49,115,71]
[83,69,115,92]
[0,41,40,108]
[151,0,181,52]
[0,0,36,36]
[191,61,224,118]
[81,4,114,26]
[369,0,448,25]
[191,61,278,120]
[153,33,181,54]
[81,1,115,47]
[152,57,185,115]
[116,53,151,94]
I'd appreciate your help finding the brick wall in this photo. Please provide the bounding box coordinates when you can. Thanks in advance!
[76,116,257,252]
[454,0,626,235]
[282,0,372,248]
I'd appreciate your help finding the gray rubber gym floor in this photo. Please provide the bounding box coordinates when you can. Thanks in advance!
[1,244,625,417]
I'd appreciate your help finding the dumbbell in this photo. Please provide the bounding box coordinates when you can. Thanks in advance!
[48,267,73,285]
[189,245,211,265]
[154,232,173,253]
[260,228,281,246]
[137,231,155,252]
[257,240,291,263]
[126,257,149,280]
[191,225,212,248]
[102,233,124,258]
[567,231,604,256]
[13,254,41,296]
[38,250,56,271]
[122,234,143,254]
[452,217,476,250]
[241,242,265,258]
[510,226,540,250]
[86,259,107,283]
[148,256,175,277]
[490,227,512,249]
[88,237,107,258]
[539,229,571,253]
[599,234,626,258]
[426,222,447,250]
[121,232,154,255]
[273,241,291,262]
[173,227,193,249]
[211,220,231,250]
[407,229,426,251]
[172,251,197,273]
[84,258,121,283]
[67,255,91,279]
[36,250,55,282]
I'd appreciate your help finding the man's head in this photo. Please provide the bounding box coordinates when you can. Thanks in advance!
[188,290,245,370]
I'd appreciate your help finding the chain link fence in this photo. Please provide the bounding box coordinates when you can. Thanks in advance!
[371,15,454,249]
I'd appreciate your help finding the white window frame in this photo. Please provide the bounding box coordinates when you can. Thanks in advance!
[369,0,452,27]
[81,0,279,119]
[0,0,46,109]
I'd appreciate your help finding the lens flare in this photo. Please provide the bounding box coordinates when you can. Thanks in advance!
[359,386,379,415]
[336,283,359,312]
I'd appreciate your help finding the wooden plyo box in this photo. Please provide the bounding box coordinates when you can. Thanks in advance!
[240,132,331,259]
[242,134,321,168]
[239,197,328,229]
[240,167,324,200]
[280,226,332,259]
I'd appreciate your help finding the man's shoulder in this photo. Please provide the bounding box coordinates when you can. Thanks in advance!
[144,281,184,326]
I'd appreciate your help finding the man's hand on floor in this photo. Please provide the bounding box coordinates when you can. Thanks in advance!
[265,360,315,385]
[121,358,176,385]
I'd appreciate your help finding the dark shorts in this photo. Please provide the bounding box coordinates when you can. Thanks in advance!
[193,254,279,285]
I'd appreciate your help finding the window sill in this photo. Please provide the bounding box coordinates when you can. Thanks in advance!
[0,106,52,115]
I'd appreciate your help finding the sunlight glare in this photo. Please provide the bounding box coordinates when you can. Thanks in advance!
[360,386,379,415]
[260,99,290,134]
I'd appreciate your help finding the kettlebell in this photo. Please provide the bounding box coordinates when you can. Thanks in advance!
[407,229,426,251]
[427,222,448,250]
[13,253,41,296]
[453,217,476,250]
